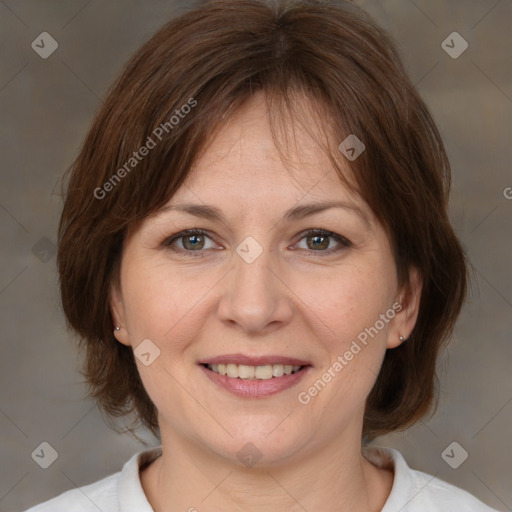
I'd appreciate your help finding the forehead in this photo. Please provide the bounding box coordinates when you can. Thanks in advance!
[173,91,359,206]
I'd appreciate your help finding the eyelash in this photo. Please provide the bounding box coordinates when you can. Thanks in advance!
[163,228,352,258]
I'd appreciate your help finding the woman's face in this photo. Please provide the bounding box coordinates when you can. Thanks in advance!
[111,92,420,465]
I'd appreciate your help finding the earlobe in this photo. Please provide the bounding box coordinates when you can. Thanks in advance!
[113,325,131,346]
[387,267,423,349]
[110,284,131,347]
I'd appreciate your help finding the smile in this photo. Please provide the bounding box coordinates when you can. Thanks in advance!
[199,357,311,398]
[205,363,303,380]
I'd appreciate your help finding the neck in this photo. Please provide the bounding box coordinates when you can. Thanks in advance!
[141,428,393,512]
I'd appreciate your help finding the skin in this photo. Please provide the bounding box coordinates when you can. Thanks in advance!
[111,91,422,512]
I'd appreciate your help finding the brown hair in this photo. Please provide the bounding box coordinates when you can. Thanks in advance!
[57,0,468,441]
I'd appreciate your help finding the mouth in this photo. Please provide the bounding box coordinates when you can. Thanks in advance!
[198,355,312,398]
[203,363,305,380]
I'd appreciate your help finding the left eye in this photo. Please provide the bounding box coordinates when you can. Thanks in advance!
[294,229,351,253]
[164,228,351,256]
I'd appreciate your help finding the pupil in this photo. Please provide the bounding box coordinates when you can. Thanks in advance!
[310,235,327,249]
[186,235,202,249]
[313,235,325,247]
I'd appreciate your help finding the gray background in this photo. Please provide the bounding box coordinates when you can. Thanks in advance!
[0,0,511,510]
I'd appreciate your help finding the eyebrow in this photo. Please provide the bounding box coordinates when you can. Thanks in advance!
[157,200,372,229]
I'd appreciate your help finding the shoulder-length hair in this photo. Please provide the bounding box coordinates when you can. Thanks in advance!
[57,0,467,441]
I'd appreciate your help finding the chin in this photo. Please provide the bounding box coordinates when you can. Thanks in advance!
[201,417,315,468]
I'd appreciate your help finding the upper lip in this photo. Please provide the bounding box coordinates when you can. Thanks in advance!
[199,354,312,367]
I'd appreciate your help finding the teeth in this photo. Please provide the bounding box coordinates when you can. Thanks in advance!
[226,364,238,378]
[255,365,273,379]
[238,365,255,379]
[206,363,303,380]
[272,365,284,377]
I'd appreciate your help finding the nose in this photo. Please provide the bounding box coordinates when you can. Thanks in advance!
[216,243,293,334]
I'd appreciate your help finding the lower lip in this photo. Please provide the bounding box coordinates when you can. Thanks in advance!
[199,364,311,398]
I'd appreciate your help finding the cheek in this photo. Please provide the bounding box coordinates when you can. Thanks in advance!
[120,260,205,410]
[297,257,395,351]
[297,274,392,410]
[121,258,199,340]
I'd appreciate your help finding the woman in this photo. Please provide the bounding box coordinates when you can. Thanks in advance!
[26,0,502,510]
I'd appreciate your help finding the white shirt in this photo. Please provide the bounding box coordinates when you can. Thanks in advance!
[25,445,502,511]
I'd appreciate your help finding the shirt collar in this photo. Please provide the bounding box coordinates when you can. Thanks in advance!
[363,445,415,511]
[117,446,162,511]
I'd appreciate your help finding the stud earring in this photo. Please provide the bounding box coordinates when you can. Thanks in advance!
[115,326,120,331]
[399,335,407,342]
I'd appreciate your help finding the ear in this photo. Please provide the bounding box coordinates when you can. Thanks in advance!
[109,281,131,347]
[387,267,423,349]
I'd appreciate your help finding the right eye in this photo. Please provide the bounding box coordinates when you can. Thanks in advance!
[164,229,220,256]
